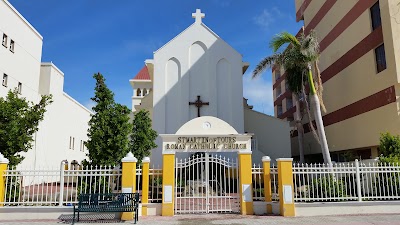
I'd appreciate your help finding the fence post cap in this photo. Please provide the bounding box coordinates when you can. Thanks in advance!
[0,153,9,164]
[122,152,137,163]
[276,158,293,162]
[142,157,150,163]
[262,156,271,162]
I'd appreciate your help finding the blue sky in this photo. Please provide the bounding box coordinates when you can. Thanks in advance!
[9,0,302,116]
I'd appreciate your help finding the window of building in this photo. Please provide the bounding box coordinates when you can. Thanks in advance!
[370,2,381,30]
[80,140,83,151]
[277,105,283,116]
[2,74,8,87]
[285,79,289,90]
[2,34,7,47]
[375,44,387,73]
[286,97,293,110]
[275,70,281,81]
[143,88,147,96]
[17,82,22,94]
[69,137,72,149]
[10,40,14,53]
[72,137,75,150]
[276,85,282,97]
[136,88,141,97]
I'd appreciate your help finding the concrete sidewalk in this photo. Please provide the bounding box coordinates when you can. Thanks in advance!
[2,214,400,225]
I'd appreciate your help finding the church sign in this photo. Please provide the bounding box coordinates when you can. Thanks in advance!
[162,135,251,152]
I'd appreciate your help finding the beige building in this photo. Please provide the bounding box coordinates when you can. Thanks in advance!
[273,0,400,162]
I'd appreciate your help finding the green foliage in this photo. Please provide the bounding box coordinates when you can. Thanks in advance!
[379,132,400,161]
[176,179,184,187]
[129,109,157,163]
[311,175,345,199]
[85,73,132,166]
[0,89,52,166]
[373,172,400,196]
[152,176,162,187]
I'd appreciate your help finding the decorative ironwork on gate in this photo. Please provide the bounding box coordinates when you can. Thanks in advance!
[174,153,240,214]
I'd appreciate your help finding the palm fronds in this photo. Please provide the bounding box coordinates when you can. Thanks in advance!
[270,32,300,52]
[252,53,283,78]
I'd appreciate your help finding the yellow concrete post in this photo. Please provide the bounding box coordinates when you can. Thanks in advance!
[277,158,295,217]
[262,156,272,214]
[162,152,175,216]
[141,157,150,216]
[0,154,9,207]
[238,151,253,215]
[121,152,137,221]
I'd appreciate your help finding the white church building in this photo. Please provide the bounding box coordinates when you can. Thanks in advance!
[130,9,291,165]
[0,0,91,169]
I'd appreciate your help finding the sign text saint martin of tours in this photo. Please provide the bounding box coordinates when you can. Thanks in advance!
[165,137,247,150]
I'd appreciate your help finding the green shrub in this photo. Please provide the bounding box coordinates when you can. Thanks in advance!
[379,132,400,162]
[311,175,345,199]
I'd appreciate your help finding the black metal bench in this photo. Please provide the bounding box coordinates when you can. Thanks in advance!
[73,193,139,224]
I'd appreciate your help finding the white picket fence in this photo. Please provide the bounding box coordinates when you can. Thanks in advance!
[149,166,162,203]
[251,164,279,202]
[293,160,400,202]
[2,164,121,206]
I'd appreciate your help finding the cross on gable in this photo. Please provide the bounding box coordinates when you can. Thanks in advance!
[189,95,209,117]
[192,9,205,24]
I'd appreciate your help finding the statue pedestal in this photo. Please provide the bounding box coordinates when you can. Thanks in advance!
[186,180,208,196]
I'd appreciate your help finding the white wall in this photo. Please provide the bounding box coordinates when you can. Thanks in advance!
[151,22,244,165]
[244,109,292,164]
[0,0,43,102]
[0,0,92,169]
[20,63,91,169]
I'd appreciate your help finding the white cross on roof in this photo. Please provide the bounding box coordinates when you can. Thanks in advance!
[192,9,205,24]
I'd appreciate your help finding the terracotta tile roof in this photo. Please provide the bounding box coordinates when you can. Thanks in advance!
[133,66,150,80]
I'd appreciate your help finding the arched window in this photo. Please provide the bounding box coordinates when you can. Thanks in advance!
[143,88,147,96]
[136,88,142,97]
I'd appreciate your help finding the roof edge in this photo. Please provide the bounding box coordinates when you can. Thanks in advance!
[3,0,43,40]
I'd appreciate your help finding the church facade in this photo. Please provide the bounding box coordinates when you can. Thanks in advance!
[130,9,292,166]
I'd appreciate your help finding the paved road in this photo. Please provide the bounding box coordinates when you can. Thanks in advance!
[2,214,400,225]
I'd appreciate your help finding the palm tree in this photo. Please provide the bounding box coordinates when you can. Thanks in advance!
[252,31,332,166]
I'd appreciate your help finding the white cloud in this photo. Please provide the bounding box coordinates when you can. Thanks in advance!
[242,72,274,115]
[253,7,287,29]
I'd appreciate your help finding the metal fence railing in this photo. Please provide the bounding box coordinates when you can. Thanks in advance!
[149,166,162,203]
[251,164,278,202]
[293,160,400,202]
[271,166,279,201]
[251,164,264,201]
[3,164,121,206]
[136,164,142,195]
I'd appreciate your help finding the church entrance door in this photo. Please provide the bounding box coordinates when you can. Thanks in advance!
[174,153,240,214]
